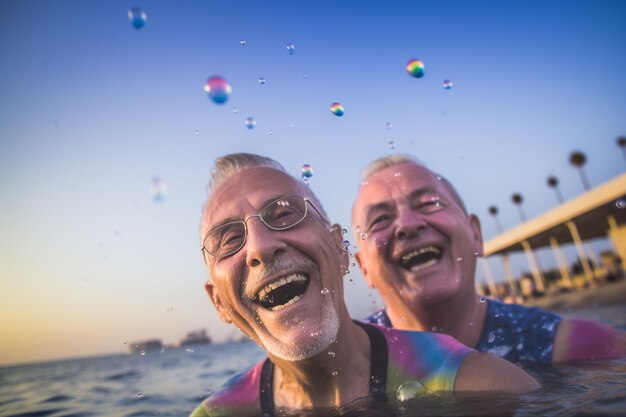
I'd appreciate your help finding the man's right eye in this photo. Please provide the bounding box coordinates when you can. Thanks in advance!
[368,214,393,231]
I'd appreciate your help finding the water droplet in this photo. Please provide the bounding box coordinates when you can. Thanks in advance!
[488,333,496,343]
[442,79,453,90]
[392,336,398,342]
[431,326,437,332]
[386,122,393,130]
[330,102,344,116]
[342,240,350,250]
[137,392,144,398]
[388,140,396,150]
[328,351,336,358]
[288,120,295,128]
[406,59,425,78]
[128,7,147,29]
[232,107,238,114]
[194,129,199,135]
[268,130,273,136]
[400,316,406,322]
[331,371,339,376]
[204,76,232,105]
[479,296,486,303]
[244,117,256,129]
[616,198,626,209]
[360,233,367,240]
[341,228,347,235]
[355,225,361,233]
[397,381,426,402]
[456,257,463,262]
[258,77,266,85]
[436,175,443,181]
[140,350,146,356]
[394,172,401,177]
[185,347,191,352]
[321,288,330,295]
[474,251,480,256]
[329,226,338,232]
[240,39,246,46]
[286,43,295,55]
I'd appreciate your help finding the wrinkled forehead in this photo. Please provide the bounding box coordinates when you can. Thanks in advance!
[201,167,305,234]
[352,163,448,217]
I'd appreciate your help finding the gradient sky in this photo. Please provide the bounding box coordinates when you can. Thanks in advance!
[1,0,625,366]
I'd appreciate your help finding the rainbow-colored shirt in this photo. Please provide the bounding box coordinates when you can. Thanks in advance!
[189,322,473,417]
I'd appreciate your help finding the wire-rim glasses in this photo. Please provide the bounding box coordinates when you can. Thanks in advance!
[201,194,322,259]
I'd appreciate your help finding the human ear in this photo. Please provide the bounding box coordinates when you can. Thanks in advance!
[205,281,233,324]
[469,214,484,257]
[354,251,375,288]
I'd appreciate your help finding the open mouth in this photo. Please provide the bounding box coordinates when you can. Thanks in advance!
[400,246,442,271]
[254,274,310,311]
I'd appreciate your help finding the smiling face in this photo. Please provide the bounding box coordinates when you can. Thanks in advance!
[352,163,483,318]
[201,167,348,361]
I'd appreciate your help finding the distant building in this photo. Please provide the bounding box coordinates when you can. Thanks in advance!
[128,339,163,354]
[177,329,211,348]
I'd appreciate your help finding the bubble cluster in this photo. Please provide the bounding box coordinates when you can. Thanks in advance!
[128,7,147,29]
[204,76,232,105]
[149,177,167,202]
[442,79,453,90]
[286,43,295,55]
[406,59,425,78]
[301,164,313,184]
[244,117,256,129]
[330,102,344,117]
[397,380,426,402]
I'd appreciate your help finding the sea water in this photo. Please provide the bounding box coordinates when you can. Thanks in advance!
[1,305,625,417]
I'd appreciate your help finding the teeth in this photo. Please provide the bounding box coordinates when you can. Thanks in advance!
[410,258,438,272]
[257,274,307,301]
[401,246,441,263]
[270,294,302,311]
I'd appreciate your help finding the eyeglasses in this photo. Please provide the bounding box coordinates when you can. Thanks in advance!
[201,194,323,259]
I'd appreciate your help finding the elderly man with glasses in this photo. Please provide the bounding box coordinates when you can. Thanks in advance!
[190,153,539,417]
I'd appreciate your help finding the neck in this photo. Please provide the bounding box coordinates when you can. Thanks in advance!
[271,318,371,410]
[387,292,487,348]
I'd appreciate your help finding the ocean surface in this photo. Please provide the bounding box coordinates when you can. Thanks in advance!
[1,305,625,417]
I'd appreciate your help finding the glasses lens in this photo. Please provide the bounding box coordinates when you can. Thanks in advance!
[262,195,307,229]
[205,221,246,257]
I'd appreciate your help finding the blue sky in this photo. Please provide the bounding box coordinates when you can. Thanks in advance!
[1,0,625,365]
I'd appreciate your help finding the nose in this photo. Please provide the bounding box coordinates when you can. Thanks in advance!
[395,207,427,240]
[244,217,287,268]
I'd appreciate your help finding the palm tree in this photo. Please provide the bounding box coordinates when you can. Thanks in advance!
[546,176,564,204]
[511,193,527,222]
[617,136,626,162]
[569,151,591,191]
[488,205,503,233]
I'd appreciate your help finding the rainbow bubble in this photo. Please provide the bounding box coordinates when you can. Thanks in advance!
[442,79,453,90]
[149,177,167,202]
[330,102,344,117]
[204,76,232,105]
[406,59,425,78]
[128,7,147,29]
[301,164,313,183]
[286,43,295,55]
[244,117,256,129]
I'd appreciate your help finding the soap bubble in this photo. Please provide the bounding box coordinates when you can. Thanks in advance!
[149,177,167,202]
[244,117,256,129]
[406,59,425,78]
[204,76,232,105]
[330,102,344,116]
[286,43,295,55]
[128,7,147,29]
[397,381,426,402]
[442,79,453,90]
[301,164,313,184]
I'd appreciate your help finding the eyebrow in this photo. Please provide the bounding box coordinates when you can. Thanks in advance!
[207,193,293,231]
[363,186,440,218]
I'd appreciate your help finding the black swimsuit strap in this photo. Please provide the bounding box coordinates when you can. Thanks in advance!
[258,321,389,415]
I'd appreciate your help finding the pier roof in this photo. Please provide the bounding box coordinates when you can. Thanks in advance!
[484,173,626,255]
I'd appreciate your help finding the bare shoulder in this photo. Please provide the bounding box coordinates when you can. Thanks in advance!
[553,317,626,362]
[455,352,540,394]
